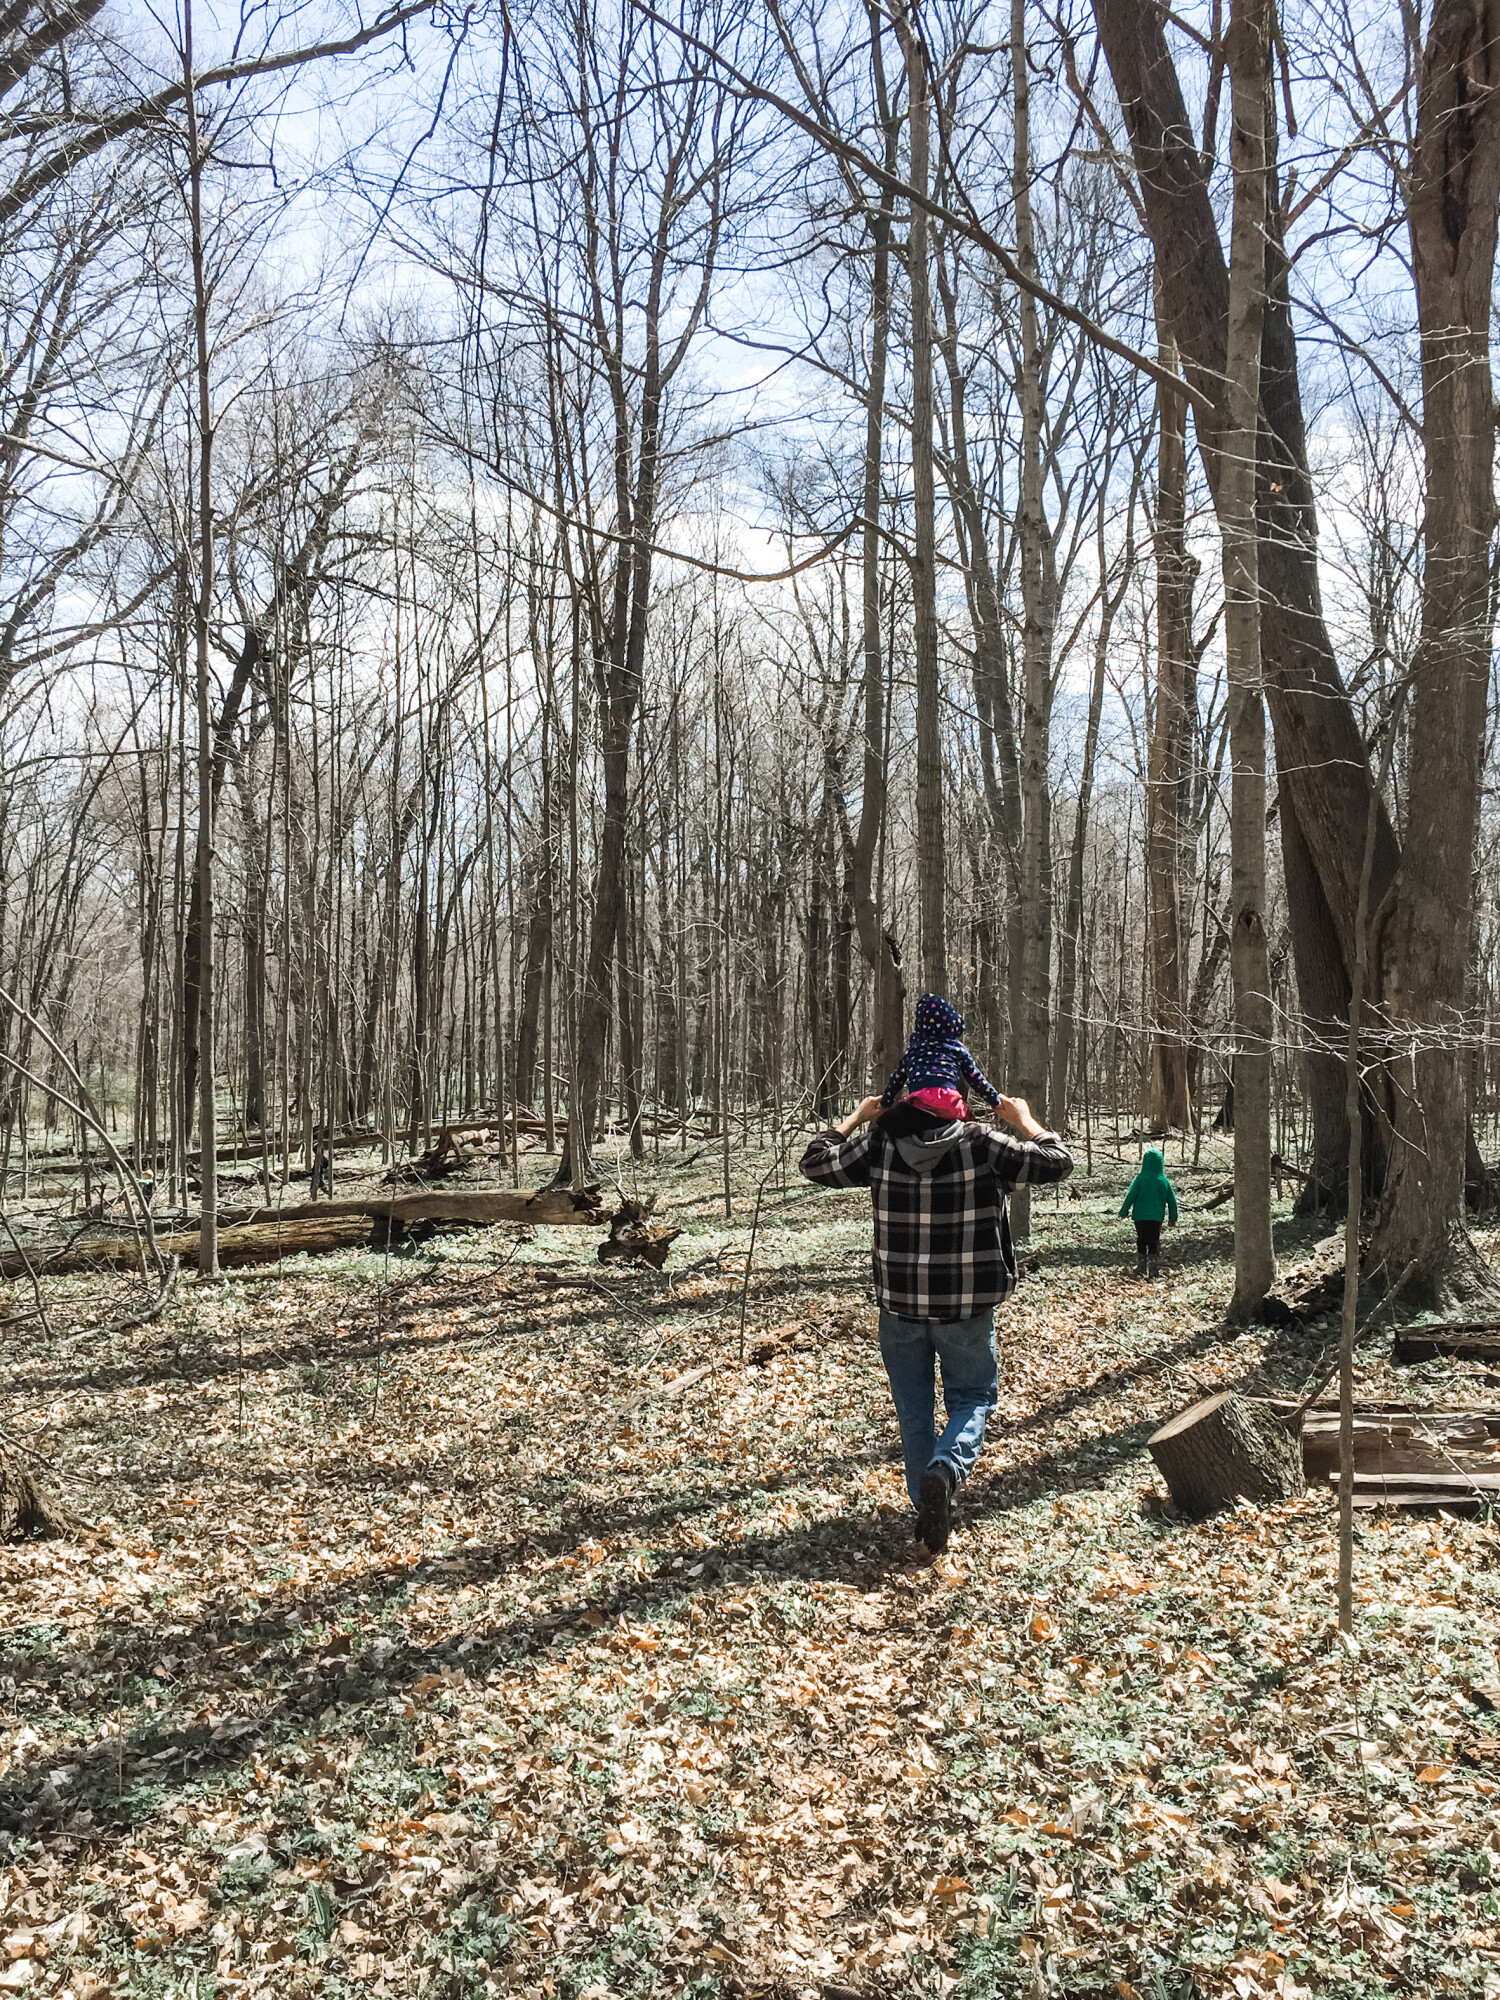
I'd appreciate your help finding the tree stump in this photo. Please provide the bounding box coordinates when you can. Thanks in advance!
[1148,1392,1305,1519]
[0,1444,78,1540]
[597,1197,681,1270]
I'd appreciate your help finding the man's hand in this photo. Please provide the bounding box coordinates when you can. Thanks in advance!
[995,1094,1051,1141]
[834,1095,885,1137]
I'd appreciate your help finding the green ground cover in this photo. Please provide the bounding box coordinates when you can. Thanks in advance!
[1,1134,1498,1998]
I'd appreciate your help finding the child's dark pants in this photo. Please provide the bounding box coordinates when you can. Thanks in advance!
[1136,1208,1160,1272]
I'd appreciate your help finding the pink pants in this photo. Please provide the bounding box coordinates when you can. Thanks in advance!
[908,1087,968,1120]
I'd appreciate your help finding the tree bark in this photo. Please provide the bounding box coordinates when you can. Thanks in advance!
[1090,0,1396,1175]
[848,23,906,1080]
[1220,0,1275,1316]
[895,3,947,995]
[1008,0,1057,1236]
[0,1444,77,1540]
[1149,1391,1305,1519]
[1051,499,1124,1127]
[1146,326,1196,1131]
[1369,0,1500,1307]
[183,0,218,1280]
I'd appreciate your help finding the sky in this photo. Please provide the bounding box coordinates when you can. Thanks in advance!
[17,0,1439,772]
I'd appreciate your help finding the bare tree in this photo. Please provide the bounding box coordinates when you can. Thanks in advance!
[1219,0,1275,1314]
[1369,0,1500,1304]
[893,2,947,995]
[1145,326,1196,1131]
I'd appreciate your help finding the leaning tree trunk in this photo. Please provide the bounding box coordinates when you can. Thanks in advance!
[1091,0,1398,1190]
[1219,0,1275,1317]
[1369,0,1500,1309]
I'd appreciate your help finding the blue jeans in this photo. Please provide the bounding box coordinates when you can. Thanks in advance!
[877,1307,998,1506]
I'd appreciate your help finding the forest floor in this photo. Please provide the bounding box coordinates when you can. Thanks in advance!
[2,1131,1500,2000]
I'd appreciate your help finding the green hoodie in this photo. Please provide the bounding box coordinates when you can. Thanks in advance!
[1119,1148,1178,1226]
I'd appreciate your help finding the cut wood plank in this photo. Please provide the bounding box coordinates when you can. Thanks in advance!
[1148,1391,1305,1518]
[1326,1469,1500,1511]
[1325,1469,1500,1490]
[1299,1407,1500,1483]
[1394,1324,1500,1364]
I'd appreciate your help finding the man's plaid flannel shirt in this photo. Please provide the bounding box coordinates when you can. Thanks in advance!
[798,1118,1073,1322]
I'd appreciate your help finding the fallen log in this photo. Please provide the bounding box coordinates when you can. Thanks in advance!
[0,1213,376,1275]
[1152,1397,1500,1518]
[210,1129,382,1164]
[383,1124,490,1182]
[1148,1391,1306,1519]
[0,1186,605,1276]
[249,1188,601,1229]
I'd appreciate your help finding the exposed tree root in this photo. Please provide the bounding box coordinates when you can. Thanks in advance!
[1369,1230,1500,1322]
[0,1442,82,1540]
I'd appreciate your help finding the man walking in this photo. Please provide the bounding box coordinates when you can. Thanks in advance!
[799,1089,1072,1552]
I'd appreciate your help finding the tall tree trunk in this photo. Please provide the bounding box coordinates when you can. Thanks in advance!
[896,3,947,994]
[1052,503,1125,1126]
[932,213,1024,1113]
[1285,802,1369,1209]
[1221,0,1275,1315]
[408,769,436,1150]
[184,1,217,1279]
[238,767,268,1132]
[933,212,1024,1049]
[1370,0,1500,1305]
[515,706,556,1110]
[1009,0,1056,1234]
[1146,327,1197,1131]
[848,20,906,1079]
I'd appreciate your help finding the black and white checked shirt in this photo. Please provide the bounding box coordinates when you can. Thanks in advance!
[798,1117,1073,1323]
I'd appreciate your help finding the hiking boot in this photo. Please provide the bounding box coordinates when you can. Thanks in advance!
[916,1462,955,1553]
[1147,1255,1160,1279]
[1134,1255,1147,1277]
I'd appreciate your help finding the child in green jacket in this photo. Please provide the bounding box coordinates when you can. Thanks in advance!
[1119,1147,1178,1277]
